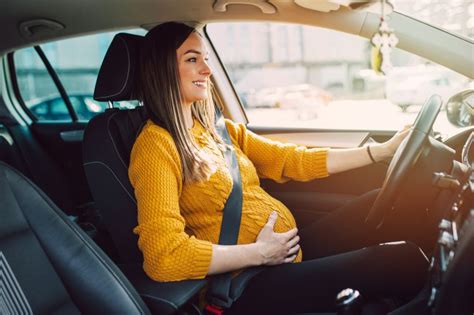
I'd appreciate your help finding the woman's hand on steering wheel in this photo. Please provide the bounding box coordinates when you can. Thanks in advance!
[365,95,443,228]
[371,125,412,162]
[255,211,300,266]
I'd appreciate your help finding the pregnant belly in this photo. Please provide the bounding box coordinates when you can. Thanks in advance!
[238,186,298,244]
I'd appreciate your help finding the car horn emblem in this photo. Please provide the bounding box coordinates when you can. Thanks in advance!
[371,0,398,75]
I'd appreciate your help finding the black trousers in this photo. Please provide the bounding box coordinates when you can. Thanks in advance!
[227,190,429,315]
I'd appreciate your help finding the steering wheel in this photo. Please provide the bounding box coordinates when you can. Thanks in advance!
[365,95,443,228]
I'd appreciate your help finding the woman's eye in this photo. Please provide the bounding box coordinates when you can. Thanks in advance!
[187,57,197,62]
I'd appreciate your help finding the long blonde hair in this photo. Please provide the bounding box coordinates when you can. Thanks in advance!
[137,22,225,183]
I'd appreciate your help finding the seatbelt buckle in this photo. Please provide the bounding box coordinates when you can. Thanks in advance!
[204,304,224,315]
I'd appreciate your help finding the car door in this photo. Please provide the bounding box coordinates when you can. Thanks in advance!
[205,21,471,227]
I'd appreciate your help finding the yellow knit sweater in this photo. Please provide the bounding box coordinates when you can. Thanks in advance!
[129,118,329,282]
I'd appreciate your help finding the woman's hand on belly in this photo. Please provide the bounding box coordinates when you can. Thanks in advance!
[207,211,299,276]
[256,211,300,265]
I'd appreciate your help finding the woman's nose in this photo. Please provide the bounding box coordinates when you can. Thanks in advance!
[200,61,212,76]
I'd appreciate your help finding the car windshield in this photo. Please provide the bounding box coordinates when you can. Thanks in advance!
[392,0,474,39]
[208,20,472,137]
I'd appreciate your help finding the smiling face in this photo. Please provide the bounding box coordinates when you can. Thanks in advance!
[176,32,212,106]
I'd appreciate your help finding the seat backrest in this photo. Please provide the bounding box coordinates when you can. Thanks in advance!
[0,161,150,314]
[83,106,148,263]
[83,33,146,263]
[0,122,75,213]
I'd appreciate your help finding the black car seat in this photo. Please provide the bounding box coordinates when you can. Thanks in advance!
[84,33,145,264]
[0,161,151,314]
[83,33,207,314]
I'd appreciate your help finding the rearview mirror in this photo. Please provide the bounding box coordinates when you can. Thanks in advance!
[446,90,474,127]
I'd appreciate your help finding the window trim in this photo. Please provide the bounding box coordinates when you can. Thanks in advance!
[7,53,37,122]
[33,46,78,122]
[8,46,79,122]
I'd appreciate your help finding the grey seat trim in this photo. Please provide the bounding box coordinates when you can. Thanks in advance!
[83,161,136,205]
[106,110,129,169]
[0,251,33,315]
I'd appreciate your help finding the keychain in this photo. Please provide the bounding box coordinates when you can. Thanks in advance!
[371,0,398,75]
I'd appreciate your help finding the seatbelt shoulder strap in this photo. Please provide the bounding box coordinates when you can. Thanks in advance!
[205,110,243,310]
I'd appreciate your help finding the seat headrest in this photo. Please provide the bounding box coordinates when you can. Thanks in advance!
[94,33,143,102]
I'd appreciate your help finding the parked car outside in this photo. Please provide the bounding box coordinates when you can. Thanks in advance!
[245,84,332,109]
[385,66,463,112]
[27,94,137,121]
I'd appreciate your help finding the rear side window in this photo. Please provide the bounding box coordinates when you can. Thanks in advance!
[15,47,72,120]
[13,29,145,122]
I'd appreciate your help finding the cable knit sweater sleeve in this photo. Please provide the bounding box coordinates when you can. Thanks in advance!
[225,119,329,183]
[129,123,213,282]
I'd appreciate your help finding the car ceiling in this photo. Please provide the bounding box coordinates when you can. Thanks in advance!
[1,0,473,78]
[1,0,371,51]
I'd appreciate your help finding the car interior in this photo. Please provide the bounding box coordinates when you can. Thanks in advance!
[1,0,473,314]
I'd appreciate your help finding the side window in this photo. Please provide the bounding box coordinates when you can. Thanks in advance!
[50,98,70,118]
[13,29,145,122]
[15,47,72,121]
[30,103,48,118]
[207,23,472,136]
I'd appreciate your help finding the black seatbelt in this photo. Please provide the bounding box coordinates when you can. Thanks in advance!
[205,109,264,314]
[205,109,243,312]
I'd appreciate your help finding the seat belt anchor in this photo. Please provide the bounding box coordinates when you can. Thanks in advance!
[204,304,225,315]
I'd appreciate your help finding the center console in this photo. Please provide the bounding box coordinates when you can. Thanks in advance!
[428,132,474,315]
[335,132,474,315]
